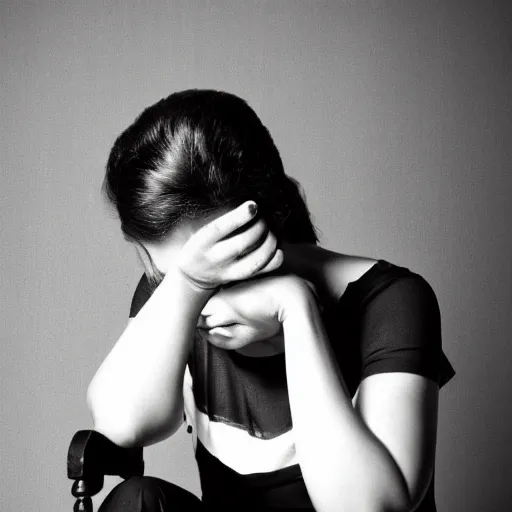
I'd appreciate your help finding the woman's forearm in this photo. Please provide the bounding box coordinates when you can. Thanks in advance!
[87,269,212,448]
[281,284,411,512]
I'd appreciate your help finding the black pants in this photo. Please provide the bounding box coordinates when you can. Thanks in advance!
[98,476,205,512]
[98,475,315,511]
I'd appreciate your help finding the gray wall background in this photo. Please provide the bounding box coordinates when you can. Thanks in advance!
[1,1,511,510]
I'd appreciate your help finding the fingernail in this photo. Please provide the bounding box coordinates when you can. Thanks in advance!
[248,202,258,215]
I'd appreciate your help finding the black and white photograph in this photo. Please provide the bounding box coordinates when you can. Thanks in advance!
[1,1,511,511]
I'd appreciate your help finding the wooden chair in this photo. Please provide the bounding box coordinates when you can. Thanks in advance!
[67,430,144,512]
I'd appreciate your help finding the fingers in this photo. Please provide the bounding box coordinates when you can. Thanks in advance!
[213,217,268,261]
[177,200,282,289]
[254,247,284,276]
[224,229,282,281]
[199,201,258,246]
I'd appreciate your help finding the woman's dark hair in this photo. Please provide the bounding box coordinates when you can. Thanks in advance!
[103,89,318,282]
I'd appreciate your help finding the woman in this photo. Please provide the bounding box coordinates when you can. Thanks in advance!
[88,89,455,511]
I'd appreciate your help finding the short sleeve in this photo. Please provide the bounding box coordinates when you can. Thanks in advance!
[129,273,152,318]
[360,274,456,388]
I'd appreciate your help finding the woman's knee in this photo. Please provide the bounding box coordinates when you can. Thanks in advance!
[98,475,203,512]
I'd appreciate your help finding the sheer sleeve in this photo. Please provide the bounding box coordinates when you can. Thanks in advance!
[129,273,152,318]
[359,274,456,388]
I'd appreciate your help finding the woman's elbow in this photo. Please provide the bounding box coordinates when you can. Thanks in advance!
[88,406,182,448]
[92,418,141,448]
[87,389,138,447]
[86,386,183,448]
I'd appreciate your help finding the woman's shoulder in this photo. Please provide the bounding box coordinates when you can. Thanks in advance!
[308,247,432,309]
[327,252,430,302]
[325,253,440,320]
[296,245,380,305]
[330,253,380,295]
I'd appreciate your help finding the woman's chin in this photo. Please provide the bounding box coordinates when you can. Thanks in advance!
[206,335,251,350]
[197,324,284,354]
[204,331,285,356]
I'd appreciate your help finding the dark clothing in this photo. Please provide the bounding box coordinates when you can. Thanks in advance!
[98,477,203,512]
[98,475,312,511]
[100,259,455,511]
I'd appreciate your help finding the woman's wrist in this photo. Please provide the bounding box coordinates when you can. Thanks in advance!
[275,275,317,323]
[162,265,217,307]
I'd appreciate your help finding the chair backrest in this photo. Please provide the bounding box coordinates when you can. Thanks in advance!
[67,430,144,512]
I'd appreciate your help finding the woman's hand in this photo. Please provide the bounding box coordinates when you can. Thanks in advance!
[175,201,283,292]
[197,274,317,350]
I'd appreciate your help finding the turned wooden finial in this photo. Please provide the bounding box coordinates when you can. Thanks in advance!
[72,495,93,512]
[71,476,103,512]
[67,430,144,511]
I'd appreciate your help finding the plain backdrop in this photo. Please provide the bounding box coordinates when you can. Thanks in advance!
[1,1,511,510]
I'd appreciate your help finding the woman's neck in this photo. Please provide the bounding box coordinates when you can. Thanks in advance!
[281,243,346,307]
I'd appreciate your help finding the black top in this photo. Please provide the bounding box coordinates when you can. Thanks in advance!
[129,259,456,510]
